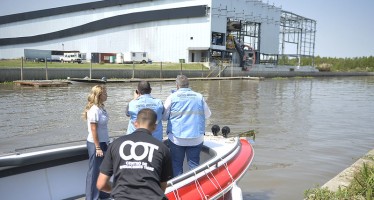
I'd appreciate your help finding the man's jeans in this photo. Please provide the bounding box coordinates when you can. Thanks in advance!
[168,140,203,177]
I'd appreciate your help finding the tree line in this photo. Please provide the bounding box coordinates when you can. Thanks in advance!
[278,56,374,72]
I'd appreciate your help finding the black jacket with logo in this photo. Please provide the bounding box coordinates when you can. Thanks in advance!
[100,128,172,200]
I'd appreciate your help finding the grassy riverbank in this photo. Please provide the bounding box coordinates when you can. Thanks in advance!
[2,56,374,72]
[0,59,208,70]
[305,151,374,199]
[0,56,374,72]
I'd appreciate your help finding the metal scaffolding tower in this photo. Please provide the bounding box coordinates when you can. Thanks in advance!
[280,10,317,66]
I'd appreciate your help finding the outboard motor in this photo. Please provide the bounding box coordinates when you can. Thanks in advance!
[222,126,230,138]
[211,125,220,136]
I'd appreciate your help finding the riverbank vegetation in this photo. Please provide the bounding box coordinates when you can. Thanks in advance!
[278,56,374,72]
[0,59,208,70]
[304,159,374,200]
[1,56,374,72]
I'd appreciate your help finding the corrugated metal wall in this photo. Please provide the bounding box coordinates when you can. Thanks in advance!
[0,0,283,61]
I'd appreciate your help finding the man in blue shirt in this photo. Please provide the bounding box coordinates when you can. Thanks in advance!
[126,81,164,141]
[162,75,211,177]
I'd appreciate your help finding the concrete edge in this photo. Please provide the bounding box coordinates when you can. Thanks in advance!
[322,149,374,192]
[1,68,374,82]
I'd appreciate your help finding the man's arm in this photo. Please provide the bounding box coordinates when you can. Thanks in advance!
[203,98,211,119]
[160,182,167,192]
[96,172,112,193]
[126,92,139,117]
[160,100,165,115]
[162,96,172,121]
[125,104,130,117]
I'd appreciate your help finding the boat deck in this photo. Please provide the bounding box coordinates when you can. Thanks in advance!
[0,134,248,200]
[70,134,237,200]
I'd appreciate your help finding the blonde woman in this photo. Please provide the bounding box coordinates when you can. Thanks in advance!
[82,85,110,200]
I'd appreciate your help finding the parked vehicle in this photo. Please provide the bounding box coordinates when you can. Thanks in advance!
[24,49,50,62]
[60,53,82,63]
[122,52,149,64]
[33,58,45,62]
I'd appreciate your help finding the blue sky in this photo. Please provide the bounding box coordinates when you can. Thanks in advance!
[271,0,374,58]
[1,0,373,58]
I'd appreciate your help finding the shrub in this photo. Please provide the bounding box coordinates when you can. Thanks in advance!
[305,162,374,200]
[316,63,332,72]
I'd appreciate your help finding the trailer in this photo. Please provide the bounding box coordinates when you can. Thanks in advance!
[24,49,51,62]
[24,49,81,62]
[123,52,149,64]
[91,53,116,64]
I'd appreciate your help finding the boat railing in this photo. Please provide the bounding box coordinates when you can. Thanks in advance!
[166,137,240,188]
[0,145,87,178]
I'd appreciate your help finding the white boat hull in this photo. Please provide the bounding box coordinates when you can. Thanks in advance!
[0,135,254,200]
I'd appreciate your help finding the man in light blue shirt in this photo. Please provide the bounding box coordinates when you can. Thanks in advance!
[163,75,211,177]
[126,81,164,141]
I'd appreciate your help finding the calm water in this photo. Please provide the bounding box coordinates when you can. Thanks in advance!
[1,77,374,199]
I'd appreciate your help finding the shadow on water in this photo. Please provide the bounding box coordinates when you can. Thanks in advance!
[243,191,273,200]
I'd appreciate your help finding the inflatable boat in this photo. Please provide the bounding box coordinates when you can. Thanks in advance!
[0,133,254,200]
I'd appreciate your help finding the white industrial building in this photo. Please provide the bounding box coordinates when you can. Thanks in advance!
[0,0,316,69]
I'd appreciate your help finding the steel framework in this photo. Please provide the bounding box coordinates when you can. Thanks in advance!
[280,10,317,66]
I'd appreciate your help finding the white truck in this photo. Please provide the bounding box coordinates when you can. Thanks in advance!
[60,53,82,63]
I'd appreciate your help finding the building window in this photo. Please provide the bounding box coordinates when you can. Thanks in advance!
[212,32,225,46]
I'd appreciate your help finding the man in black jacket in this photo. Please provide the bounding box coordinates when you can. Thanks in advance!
[97,108,172,200]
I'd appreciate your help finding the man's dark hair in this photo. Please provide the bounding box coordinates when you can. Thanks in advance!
[137,108,157,127]
[137,80,151,94]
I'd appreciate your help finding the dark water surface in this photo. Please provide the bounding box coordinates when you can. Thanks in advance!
[1,77,374,199]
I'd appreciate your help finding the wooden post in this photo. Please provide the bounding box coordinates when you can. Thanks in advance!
[160,62,163,79]
[45,57,48,80]
[219,64,221,77]
[132,61,135,79]
[90,62,92,79]
[201,63,204,78]
[180,62,182,75]
[231,60,233,77]
[21,57,24,80]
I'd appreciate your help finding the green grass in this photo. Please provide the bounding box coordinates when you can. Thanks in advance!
[271,77,289,80]
[0,81,14,85]
[0,59,208,70]
[304,162,374,200]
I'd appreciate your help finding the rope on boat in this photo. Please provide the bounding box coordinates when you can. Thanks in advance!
[194,170,208,200]
[223,161,235,183]
[205,169,219,190]
[170,181,181,200]
[205,165,225,199]
[205,163,222,191]
[220,156,235,185]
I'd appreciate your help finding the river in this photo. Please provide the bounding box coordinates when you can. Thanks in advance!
[1,76,373,199]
